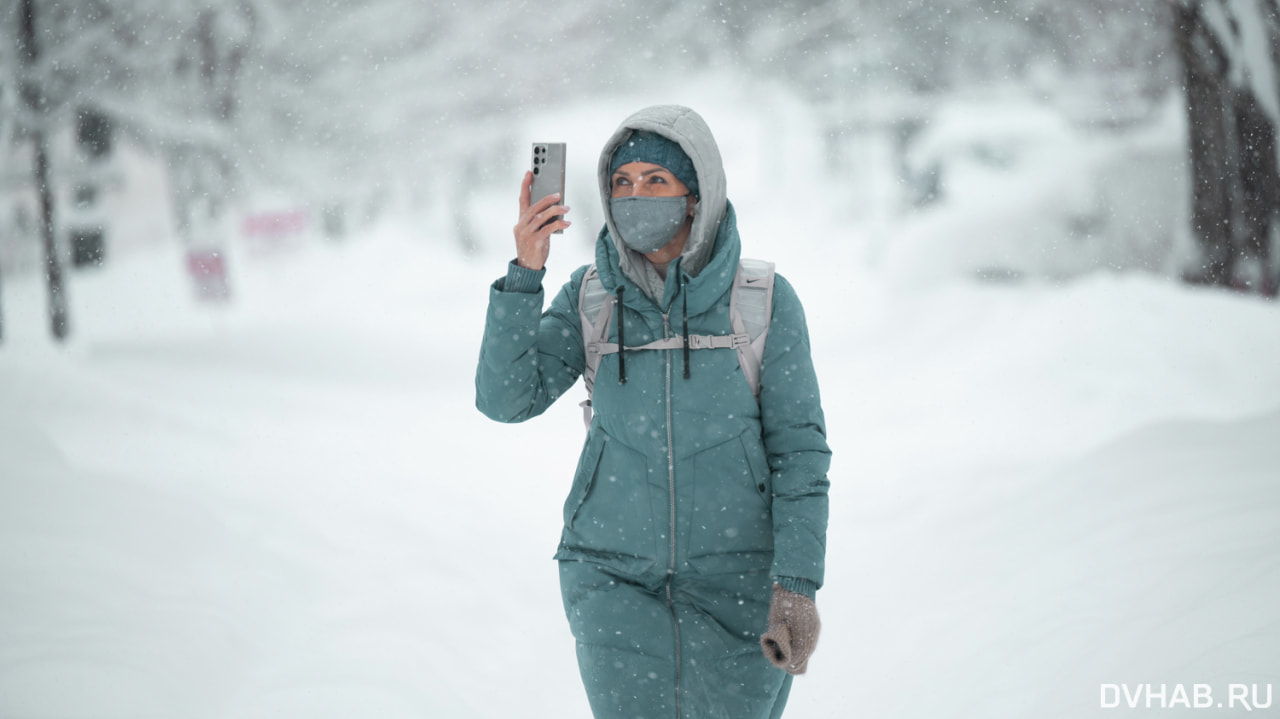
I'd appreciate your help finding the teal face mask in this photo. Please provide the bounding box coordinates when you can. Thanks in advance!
[609,195,690,254]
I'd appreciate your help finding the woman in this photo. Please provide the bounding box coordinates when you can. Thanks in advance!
[476,105,830,718]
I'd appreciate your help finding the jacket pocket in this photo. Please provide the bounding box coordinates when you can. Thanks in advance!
[741,431,772,502]
[563,433,654,564]
[564,433,606,530]
[689,430,774,561]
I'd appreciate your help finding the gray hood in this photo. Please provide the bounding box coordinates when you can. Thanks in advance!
[597,105,727,300]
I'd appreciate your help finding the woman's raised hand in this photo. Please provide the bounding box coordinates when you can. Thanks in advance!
[513,171,571,271]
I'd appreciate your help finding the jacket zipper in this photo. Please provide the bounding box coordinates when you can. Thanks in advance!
[662,311,682,718]
[662,311,676,574]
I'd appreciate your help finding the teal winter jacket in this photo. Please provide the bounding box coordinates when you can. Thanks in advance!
[476,106,830,598]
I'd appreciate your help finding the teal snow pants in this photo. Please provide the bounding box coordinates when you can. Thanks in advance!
[559,560,793,719]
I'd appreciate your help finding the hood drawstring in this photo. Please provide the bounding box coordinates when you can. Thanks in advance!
[682,282,692,380]
[615,286,627,385]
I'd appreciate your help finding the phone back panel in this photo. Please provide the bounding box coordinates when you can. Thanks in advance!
[530,142,566,234]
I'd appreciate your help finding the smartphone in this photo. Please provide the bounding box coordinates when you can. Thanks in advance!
[530,142,566,233]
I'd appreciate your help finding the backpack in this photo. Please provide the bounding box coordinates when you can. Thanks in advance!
[576,258,776,427]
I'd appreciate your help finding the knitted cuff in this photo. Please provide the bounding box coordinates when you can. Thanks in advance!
[774,576,818,600]
[502,259,545,294]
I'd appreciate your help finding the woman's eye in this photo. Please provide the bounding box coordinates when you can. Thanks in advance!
[648,176,667,184]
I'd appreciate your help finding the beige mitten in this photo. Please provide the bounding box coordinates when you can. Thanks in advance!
[760,583,821,675]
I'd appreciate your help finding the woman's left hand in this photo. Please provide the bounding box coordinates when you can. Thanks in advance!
[760,584,821,675]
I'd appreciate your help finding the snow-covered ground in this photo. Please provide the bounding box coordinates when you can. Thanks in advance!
[2,89,1279,718]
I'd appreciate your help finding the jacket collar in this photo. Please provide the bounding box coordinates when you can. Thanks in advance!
[595,201,741,318]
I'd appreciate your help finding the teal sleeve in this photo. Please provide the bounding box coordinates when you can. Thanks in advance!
[760,274,831,591]
[503,259,545,294]
[475,264,589,423]
[775,576,818,600]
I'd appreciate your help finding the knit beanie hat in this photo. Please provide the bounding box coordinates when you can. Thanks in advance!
[609,130,699,198]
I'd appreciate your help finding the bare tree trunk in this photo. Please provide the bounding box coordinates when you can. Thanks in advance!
[1173,0,1280,293]
[1174,1,1238,286]
[20,0,69,339]
[33,131,68,338]
[1236,92,1280,295]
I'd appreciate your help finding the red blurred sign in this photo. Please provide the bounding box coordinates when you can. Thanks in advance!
[186,249,231,301]
[243,210,307,237]
[242,209,308,254]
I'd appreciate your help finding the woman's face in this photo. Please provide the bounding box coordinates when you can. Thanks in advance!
[610,161,691,198]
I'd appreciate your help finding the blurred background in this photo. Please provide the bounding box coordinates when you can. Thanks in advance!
[2,2,1279,718]
[2,0,1276,322]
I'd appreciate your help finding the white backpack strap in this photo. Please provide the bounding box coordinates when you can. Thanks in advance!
[579,260,774,426]
[596,334,746,352]
[578,265,615,428]
[728,258,775,399]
